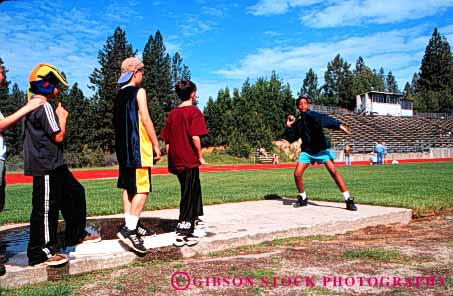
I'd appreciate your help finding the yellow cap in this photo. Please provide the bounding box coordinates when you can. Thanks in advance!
[27,63,68,100]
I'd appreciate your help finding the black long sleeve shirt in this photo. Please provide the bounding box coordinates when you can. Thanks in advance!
[284,110,342,154]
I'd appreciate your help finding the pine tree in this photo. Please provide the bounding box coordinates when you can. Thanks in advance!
[322,54,354,110]
[385,71,400,94]
[89,27,135,153]
[416,28,453,113]
[181,65,191,80]
[171,52,182,87]
[142,30,174,132]
[352,57,375,97]
[377,67,385,91]
[300,68,320,101]
[410,73,419,96]
[63,83,92,153]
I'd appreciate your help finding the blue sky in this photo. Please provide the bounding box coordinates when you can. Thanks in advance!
[1,0,453,109]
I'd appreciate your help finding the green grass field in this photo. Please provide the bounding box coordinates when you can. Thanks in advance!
[1,162,452,225]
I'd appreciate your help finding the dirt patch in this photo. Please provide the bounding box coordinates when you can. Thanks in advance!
[74,214,453,296]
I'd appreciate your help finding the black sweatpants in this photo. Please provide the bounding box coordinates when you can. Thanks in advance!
[176,167,203,234]
[27,165,87,265]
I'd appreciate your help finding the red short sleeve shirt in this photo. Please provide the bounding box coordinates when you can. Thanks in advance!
[160,105,208,174]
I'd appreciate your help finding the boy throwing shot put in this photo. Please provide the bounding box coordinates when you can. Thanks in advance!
[285,96,357,211]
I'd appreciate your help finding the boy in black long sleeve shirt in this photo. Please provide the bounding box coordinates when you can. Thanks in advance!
[285,96,357,211]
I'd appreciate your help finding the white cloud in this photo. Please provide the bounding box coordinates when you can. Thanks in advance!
[302,0,453,28]
[0,0,142,96]
[179,16,216,36]
[202,6,225,17]
[248,0,453,27]
[247,0,322,16]
[264,30,282,37]
[214,27,431,91]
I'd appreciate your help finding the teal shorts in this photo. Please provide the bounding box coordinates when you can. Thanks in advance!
[297,149,336,164]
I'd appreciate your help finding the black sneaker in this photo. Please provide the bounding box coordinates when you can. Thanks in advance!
[137,221,156,237]
[0,264,5,276]
[117,225,147,254]
[194,218,207,230]
[176,221,193,234]
[120,222,156,237]
[174,233,199,247]
[293,197,308,208]
[346,197,358,211]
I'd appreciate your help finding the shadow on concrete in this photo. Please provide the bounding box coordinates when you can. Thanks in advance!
[263,194,344,209]
[0,217,180,261]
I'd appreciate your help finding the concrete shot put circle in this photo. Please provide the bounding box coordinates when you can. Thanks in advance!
[0,199,412,288]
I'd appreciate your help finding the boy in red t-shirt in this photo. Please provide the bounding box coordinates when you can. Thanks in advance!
[160,80,208,247]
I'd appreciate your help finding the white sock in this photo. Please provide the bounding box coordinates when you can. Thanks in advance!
[298,192,307,200]
[125,214,139,230]
[342,191,350,200]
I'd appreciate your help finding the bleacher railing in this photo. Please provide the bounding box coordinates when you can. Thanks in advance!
[332,140,433,154]
[413,112,452,120]
[310,104,352,114]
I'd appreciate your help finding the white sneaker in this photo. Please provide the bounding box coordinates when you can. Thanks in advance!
[193,227,207,238]
[173,233,199,247]
[195,219,207,230]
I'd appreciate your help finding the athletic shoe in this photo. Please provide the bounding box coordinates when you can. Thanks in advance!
[117,225,147,254]
[81,233,102,244]
[0,264,5,276]
[194,218,207,230]
[346,197,358,211]
[120,222,156,237]
[137,221,156,237]
[193,227,207,238]
[173,233,200,247]
[40,253,69,266]
[176,221,193,234]
[293,197,308,208]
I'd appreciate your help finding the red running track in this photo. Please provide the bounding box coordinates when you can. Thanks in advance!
[6,158,452,185]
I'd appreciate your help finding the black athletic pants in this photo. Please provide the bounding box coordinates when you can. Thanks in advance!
[176,167,203,234]
[27,165,87,265]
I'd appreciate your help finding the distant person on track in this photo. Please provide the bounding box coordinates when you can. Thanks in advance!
[344,143,352,166]
[369,152,377,165]
[160,79,208,247]
[114,57,161,254]
[284,96,357,211]
[375,142,385,165]
[24,63,101,267]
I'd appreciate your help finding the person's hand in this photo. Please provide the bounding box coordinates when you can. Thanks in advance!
[200,157,207,165]
[340,124,351,135]
[25,95,46,112]
[55,102,68,121]
[153,146,161,161]
[286,115,296,127]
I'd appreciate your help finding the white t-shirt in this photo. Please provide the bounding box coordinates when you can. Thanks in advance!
[0,111,6,160]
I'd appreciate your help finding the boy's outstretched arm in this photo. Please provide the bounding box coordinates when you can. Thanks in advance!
[137,88,161,161]
[339,124,351,135]
[0,95,45,132]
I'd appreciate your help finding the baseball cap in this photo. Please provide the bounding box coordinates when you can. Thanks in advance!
[27,63,68,100]
[117,57,144,83]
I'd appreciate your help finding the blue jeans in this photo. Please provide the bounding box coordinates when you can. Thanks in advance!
[377,152,383,164]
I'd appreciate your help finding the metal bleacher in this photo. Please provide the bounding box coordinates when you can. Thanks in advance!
[325,113,453,153]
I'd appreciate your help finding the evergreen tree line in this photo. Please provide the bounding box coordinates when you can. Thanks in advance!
[204,27,453,157]
[0,27,451,162]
